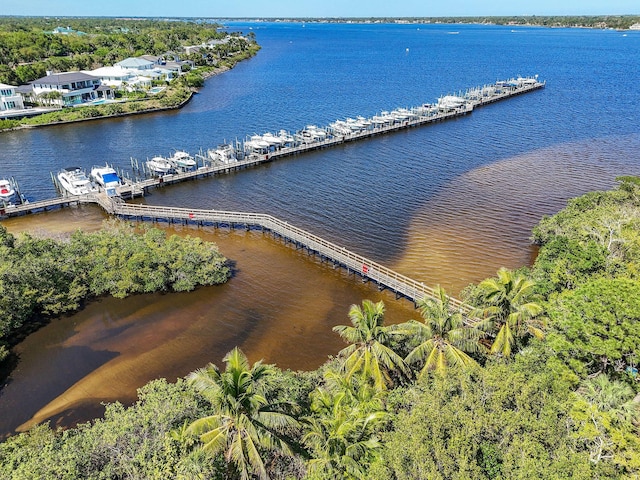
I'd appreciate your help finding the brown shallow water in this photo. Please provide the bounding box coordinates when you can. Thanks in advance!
[0,207,419,436]
[392,136,636,293]
[0,135,637,438]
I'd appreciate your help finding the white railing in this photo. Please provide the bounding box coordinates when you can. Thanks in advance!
[113,202,473,314]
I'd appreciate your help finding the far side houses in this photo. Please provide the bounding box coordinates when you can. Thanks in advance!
[1,54,193,115]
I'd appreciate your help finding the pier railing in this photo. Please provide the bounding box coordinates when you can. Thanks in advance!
[112,202,473,314]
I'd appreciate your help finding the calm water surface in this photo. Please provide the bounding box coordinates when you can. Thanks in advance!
[0,22,638,436]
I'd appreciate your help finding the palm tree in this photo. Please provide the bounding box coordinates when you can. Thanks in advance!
[577,375,638,422]
[186,347,299,480]
[332,299,409,390]
[572,375,640,464]
[475,268,545,357]
[303,371,388,479]
[405,285,485,377]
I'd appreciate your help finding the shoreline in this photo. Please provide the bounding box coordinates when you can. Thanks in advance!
[0,65,232,133]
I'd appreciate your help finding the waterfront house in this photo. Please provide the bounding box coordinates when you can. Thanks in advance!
[48,26,86,35]
[31,72,101,106]
[0,83,25,112]
[138,54,193,74]
[115,58,155,71]
[114,57,176,83]
[85,66,135,89]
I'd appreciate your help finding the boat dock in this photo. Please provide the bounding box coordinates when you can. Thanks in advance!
[119,76,545,193]
[4,76,545,206]
[0,76,545,311]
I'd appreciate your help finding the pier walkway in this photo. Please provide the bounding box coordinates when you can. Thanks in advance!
[106,200,473,313]
[124,80,544,193]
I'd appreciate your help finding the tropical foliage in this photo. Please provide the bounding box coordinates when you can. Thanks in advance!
[2,178,640,478]
[332,300,409,390]
[474,267,545,357]
[404,285,485,376]
[303,371,388,479]
[186,347,299,480]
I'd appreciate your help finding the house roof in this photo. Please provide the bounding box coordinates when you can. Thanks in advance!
[116,58,154,68]
[0,83,17,90]
[33,72,98,85]
[14,85,33,94]
[85,66,132,79]
[138,55,161,63]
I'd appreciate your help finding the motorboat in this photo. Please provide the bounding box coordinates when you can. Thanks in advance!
[0,179,15,202]
[146,156,173,175]
[277,130,295,145]
[437,95,467,111]
[57,167,96,196]
[208,144,237,164]
[261,133,285,148]
[296,125,327,144]
[244,136,270,153]
[329,121,352,135]
[91,165,122,189]
[169,151,197,170]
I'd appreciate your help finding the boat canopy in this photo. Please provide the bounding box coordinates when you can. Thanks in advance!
[102,173,120,184]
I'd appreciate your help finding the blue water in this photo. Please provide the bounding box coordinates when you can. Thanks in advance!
[1,23,639,262]
[3,23,639,265]
[1,22,640,437]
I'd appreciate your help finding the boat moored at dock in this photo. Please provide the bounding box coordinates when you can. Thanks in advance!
[146,156,173,175]
[208,144,238,164]
[0,179,16,203]
[57,167,97,196]
[5,75,545,213]
[169,151,197,170]
[91,165,123,197]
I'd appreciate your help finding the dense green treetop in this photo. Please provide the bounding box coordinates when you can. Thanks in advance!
[0,16,255,84]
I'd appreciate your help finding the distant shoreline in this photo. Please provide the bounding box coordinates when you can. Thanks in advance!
[218,16,640,30]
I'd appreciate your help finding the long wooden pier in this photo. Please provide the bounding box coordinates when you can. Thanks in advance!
[121,79,544,194]
[105,200,472,313]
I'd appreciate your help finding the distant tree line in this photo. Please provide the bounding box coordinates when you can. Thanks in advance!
[260,15,640,29]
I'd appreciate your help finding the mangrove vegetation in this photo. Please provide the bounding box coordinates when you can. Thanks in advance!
[0,220,230,365]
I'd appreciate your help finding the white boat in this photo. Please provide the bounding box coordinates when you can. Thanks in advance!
[169,151,197,169]
[146,156,173,175]
[261,133,285,148]
[437,95,467,110]
[296,125,327,143]
[57,167,96,196]
[277,130,295,145]
[90,165,122,189]
[208,144,237,164]
[245,136,270,153]
[0,179,15,202]
[329,121,352,135]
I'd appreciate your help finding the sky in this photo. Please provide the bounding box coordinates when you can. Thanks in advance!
[2,0,638,18]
